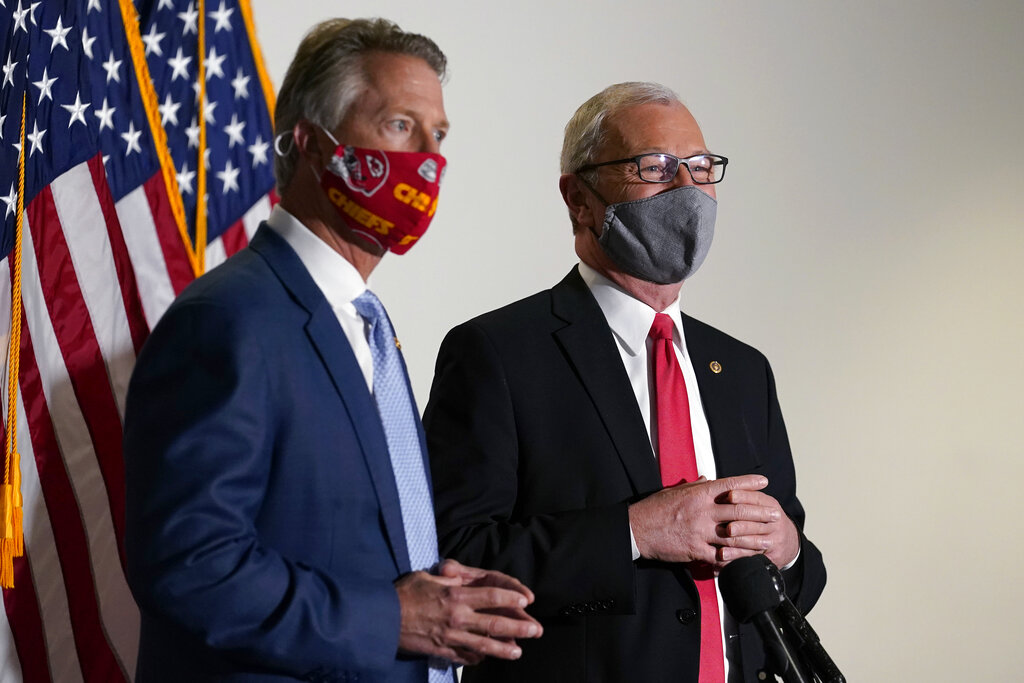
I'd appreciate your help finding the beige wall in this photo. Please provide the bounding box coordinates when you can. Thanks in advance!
[252,1,1024,679]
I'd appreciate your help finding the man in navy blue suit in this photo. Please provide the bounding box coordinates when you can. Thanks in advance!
[123,18,541,683]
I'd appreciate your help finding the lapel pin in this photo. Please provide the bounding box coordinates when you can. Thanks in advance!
[709,361,722,374]
[394,337,402,351]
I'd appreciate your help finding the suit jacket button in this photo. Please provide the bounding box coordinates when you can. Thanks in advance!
[676,608,697,625]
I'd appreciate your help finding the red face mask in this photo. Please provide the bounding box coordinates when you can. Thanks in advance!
[318,132,446,255]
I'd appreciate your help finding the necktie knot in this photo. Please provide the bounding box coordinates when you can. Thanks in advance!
[649,313,674,342]
[353,289,394,352]
[353,289,386,325]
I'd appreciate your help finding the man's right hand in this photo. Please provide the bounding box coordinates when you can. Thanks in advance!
[628,475,778,567]
[395,559,543,666]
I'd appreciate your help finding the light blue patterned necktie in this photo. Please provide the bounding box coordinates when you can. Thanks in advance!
[352,290,453,683]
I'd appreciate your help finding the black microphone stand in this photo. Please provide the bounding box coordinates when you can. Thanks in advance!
[752,608,814,683]
[719,555,845,683]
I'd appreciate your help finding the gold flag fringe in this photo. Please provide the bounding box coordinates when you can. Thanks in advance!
[2,93,28,588]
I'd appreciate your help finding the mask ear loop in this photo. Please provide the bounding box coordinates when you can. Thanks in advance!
[275,124,339,181]
[576,173,611,205]
[277,129,319,186]
[275,120,342,159]
[575,173,613,240]
[319,124,341,147]
[274,131,295,157]
[295,123,343,181]
[276,129,324,181]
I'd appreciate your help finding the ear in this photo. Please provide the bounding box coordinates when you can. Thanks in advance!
[559,174,598,231]
[292,119,327,168]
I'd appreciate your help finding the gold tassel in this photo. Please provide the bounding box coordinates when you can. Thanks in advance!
[1,484,13,588]
[11,451,22,556]
[1,484,12,539]
[0,542,13,588]
[1,91,27,588]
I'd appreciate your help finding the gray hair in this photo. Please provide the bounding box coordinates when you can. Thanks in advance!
[560,81,681,181]
[273,18,447,191]
[559,82,681,232]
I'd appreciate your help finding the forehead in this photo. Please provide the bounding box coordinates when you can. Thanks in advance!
[599,102,707,160]
[343,52,447,123]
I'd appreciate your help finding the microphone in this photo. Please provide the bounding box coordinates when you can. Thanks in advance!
[719,554,845,683]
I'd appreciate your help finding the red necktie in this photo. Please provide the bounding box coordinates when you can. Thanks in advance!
[649,313,725,683]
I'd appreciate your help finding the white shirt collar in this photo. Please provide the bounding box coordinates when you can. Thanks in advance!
[265,205,368,309]
[577,261,686,357]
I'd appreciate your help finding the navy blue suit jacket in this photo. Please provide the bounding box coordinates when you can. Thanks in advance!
[124,225,429,682]
[424,267,826,683]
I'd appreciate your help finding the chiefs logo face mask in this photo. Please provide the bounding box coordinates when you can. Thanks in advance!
[317,127,446,255]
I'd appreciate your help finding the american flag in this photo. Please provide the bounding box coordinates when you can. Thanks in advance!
[136,0,277,271]
[0,0,276,679]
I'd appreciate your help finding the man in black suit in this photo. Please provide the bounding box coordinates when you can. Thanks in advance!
[423,82,826,682]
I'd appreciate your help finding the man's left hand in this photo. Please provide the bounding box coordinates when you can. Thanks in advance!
[713,489,800,568]
[437,559,536,603]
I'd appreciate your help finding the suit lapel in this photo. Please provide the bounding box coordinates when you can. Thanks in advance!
[249,225,411,573]
[682,313,761,478]
[551,268,663,496]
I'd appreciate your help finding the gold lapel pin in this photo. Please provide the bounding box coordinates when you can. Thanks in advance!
[709,361,722,374]
[394,337,402,351]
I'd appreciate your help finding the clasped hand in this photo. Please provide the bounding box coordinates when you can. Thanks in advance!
[628,475,799,570]
[395,559,543,666]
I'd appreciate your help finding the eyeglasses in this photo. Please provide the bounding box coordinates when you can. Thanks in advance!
[577,153,728,185]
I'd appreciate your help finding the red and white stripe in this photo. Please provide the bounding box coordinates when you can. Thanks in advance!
[0,154,275,682]
[0,154,183,681]
[117,173,196,329]
[204,191,276,270]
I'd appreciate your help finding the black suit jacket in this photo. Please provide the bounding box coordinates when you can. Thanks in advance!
[423,267,826,683]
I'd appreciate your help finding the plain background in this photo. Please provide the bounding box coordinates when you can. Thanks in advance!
[251,1,1024,680]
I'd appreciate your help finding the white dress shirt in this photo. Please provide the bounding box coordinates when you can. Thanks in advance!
[265,206,375,391]
[578,262,740,681]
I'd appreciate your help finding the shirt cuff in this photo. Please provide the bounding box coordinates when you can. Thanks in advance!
[781,547,801,571]
[629,520,641,561]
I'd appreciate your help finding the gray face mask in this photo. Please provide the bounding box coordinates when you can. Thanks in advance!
[595,185,717,285]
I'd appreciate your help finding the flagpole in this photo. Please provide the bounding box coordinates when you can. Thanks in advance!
[117,0,202,277]
[195,0,208,273]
